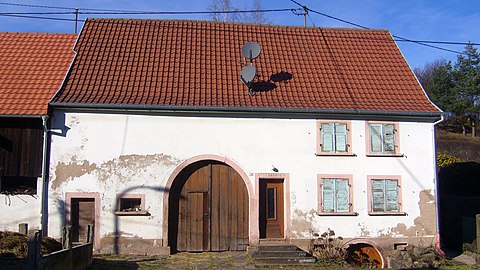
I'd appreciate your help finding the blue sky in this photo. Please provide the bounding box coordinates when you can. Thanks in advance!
[1,0,479,69]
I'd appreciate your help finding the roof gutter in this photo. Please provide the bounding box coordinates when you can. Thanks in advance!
[49,102,442,122]
[0,114,46,118]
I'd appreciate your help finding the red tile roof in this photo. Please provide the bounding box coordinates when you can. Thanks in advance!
[52,19,440,115]
[0,32,77,116]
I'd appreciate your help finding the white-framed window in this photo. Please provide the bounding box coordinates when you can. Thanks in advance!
[317,175,355,215]
[316,121,352,155]
[368,176,404,215]
[366,122,400,155]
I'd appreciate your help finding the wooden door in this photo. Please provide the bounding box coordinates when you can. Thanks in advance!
[174,162,248,252]
[71,198,95,242]
[259,179,284,238]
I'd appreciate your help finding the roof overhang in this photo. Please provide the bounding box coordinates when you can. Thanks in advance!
[49,102,442,123]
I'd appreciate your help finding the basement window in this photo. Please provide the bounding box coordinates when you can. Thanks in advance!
[0,176,37,195]
[115,194,148,216]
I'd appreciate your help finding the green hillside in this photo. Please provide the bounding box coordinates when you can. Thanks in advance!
[436,128,480,163]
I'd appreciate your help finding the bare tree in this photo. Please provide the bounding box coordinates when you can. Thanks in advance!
[208,0,270,24]
[249,0,270,24]
[209,0,235,22]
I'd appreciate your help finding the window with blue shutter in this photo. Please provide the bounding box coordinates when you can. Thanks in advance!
[321,178,350,213]
[369,123,397,154]
[320,122,348,153]
[370,179,399,212]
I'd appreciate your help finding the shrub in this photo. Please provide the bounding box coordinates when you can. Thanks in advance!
[437,152,462,168]
[308,229,347,265]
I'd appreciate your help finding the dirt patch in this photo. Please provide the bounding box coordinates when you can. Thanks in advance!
[0,231,62,258]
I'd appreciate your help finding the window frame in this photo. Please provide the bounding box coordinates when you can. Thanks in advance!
[317,174,357,216]
[316,120,354,156]
[365,121,402,157]
[115,194,148,216]
[367,175,405,216]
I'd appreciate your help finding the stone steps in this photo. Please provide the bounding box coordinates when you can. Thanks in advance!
[248,244,316,266]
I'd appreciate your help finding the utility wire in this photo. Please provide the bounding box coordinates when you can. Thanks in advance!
[0,2,73,10]
[1,0,478,49]
[75,8,297,15]
[289,0,469,55]
[0,14,83,22]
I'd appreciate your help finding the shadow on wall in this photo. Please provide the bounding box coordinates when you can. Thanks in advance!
[113,185,171,255]
[438,162,480,252]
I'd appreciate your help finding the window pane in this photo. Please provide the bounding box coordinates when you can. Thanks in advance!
[383,124,395,153]
[370,124,382,153]
[322,123,334,152]
[386,180,398,211]
[335,123,347,152]
[322,179,335,212]
[335,179,349,212]
[371,180,385,212]
[267,188,276,219]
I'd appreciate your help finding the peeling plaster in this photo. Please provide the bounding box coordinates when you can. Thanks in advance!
[52,154,180,190]
[291,209,317,238]
[359,223,371,237]
[390,189,437,237]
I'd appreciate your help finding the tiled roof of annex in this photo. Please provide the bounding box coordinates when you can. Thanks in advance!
[52,18,440,114]
[0,32,77,115]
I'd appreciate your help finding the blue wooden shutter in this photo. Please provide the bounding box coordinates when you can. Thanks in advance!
[335,123,347,152]
[335,179,349,212]
[321,123,334,152]
[385,180,399,211]
[371,180,385,212]
[322,179,335,212]
[370,124,382,153]
[383,124,395,154]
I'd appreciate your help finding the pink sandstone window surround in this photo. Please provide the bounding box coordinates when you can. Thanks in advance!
[317,174,357,216]
[367,175,406,216]
[365,121,403,157]
[316,120,355,156]
[115,194,148,216]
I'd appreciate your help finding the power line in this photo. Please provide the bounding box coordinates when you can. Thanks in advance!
[0,2,73,10]
[0,14,83,22]
[289,0,473,55]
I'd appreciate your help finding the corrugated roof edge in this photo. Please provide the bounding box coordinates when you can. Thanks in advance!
[49,102,442,122]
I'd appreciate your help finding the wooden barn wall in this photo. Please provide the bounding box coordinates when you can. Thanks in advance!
[0,118,43,177]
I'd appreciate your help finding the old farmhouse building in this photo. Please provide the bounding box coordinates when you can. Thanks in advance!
[2,18,442,267]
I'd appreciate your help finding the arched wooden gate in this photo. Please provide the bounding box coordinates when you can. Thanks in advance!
[168,161,249,252]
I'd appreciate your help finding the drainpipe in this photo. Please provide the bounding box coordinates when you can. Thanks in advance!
[432,114,444,252]
[40,115,49,236]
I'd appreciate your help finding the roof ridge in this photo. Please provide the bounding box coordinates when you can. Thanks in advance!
[85,18,389,32]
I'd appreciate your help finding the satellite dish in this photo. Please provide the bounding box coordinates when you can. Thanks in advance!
[241,41,261,61]
[240,65,257,84]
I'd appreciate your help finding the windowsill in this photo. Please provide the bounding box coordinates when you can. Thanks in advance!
[115,211,150,216]
[317,212,358,216]
[366,154,404,157]
[368,212,407,216]
[315,153,356,157]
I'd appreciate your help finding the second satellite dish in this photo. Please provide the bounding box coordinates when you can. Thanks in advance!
[241,41,261,61]
[240,65,257,84]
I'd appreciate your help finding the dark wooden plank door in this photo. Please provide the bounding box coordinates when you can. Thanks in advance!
[259,179,284,238]
[176,162,248,252]
[71,198,95,242]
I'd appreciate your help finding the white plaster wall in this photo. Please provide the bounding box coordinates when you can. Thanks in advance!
[0,177,42,232]
[47,111,437,242]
